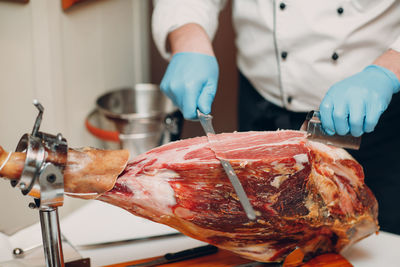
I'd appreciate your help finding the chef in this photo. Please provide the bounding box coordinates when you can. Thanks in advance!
[152,0,400,234]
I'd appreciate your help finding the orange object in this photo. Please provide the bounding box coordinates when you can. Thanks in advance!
[62,0,89,10]
[302,253,353,267]
[104,249,251,267]
[283,248,305,267]
[105,249,353,267]
[85,116,120,142]
[282,248,353,267]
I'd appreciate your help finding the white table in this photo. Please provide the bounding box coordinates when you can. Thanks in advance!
[1,201,399,267]
[343,231,400,267]
[79,231,400,267]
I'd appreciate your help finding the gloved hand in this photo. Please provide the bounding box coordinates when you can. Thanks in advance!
[160,52,219,119]
[320,65,400,137]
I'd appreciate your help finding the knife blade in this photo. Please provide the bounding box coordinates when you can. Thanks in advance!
[127,244,218,267]
[300,110,361,150]
[197,110,256,221]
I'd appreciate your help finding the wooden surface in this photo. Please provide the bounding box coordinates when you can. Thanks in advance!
[282,249,352,267]
[302,253,353,267]
[105,249,352,267]
[104,249,251,267]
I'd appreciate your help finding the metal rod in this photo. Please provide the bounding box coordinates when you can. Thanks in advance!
[39,208,65,267]
[32,99,44,136]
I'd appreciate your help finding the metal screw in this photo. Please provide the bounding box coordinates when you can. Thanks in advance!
[57,133,63,142]
[13,248,24,257]
[12,244,42,258]
[47,174,56,183]
[28,202,37,209]
[19,183,26,190]
[332,52,339,61]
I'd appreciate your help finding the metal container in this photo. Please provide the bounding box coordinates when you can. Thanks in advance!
[86,84,182,157]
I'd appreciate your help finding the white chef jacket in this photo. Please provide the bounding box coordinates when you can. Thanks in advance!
[152,0,400,112]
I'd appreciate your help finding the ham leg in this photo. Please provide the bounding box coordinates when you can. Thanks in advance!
[0,130,379,263]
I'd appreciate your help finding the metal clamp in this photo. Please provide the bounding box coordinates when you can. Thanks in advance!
[12,104,68,206]
[10,101,69,267]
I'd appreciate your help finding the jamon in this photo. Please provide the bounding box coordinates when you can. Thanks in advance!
[0,130,378,263]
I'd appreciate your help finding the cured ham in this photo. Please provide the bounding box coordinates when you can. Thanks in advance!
[0,130,378,263]
[0,146,129,199]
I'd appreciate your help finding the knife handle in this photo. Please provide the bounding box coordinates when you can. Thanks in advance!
[164,244,218,262]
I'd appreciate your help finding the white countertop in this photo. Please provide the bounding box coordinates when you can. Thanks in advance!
[79,230,400,267]
[343,231,400,267]
[1,201,399,267]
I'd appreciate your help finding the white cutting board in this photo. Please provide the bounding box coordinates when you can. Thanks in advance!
[60,200,178,246]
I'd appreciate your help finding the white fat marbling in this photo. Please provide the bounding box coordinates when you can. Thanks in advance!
[129,169,178,212]
[225,138,304,156]
[239,161,248,168]
[150,141,218,165]
[270,175,289,188]
[236,243,277,258]
[293,153,308,164]
[308,141,352,160]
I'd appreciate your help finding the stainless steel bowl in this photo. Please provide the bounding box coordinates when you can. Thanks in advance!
[86,84,182,157]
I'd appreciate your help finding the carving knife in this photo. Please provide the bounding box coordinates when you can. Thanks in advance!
[300,110,361,150]
[197,110,256,220]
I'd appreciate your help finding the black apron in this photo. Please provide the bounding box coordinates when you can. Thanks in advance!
[238,72,400,235]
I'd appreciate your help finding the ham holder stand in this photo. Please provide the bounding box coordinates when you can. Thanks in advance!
[8,101,88,267]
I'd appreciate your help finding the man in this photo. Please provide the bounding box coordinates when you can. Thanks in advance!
[152,0,400,234]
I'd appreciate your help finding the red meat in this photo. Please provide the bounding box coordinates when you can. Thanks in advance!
[99,130,378,262]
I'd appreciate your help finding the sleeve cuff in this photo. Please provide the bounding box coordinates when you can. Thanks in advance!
[152,0,226,60]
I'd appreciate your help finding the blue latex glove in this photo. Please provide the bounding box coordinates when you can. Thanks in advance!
[160,52,219,119]
[320,65,400,137]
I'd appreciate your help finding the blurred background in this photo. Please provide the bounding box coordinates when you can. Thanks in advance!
[0,0,237,235]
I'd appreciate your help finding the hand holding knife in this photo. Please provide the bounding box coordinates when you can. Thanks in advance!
[300,110,361,150]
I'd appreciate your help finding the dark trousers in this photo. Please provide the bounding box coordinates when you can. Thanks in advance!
[238,72,400,235]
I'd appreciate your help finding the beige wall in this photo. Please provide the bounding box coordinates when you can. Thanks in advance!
[0,0,237,235]
[0,0,150,234]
